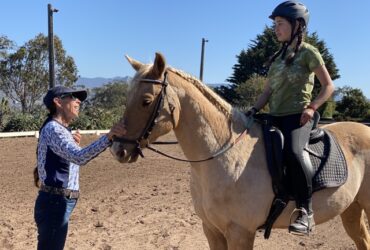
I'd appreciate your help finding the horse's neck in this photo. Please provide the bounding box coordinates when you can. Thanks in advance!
[167,72,271,202]
[169,73,234,160]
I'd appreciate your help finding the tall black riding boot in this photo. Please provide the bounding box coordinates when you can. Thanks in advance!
[289,198,315,236]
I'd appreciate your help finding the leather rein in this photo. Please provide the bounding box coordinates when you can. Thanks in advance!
[113,71,253,163]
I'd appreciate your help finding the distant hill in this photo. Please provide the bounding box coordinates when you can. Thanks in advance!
[76,76,229,90]
[0,79,229,107]
[0,78,228,100]
[76,76,132,89]
[207,83,229,89]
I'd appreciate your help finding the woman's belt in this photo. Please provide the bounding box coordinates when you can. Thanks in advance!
[40,184,80,199]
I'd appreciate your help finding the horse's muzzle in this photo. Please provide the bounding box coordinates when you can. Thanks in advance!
[110,142,141,163]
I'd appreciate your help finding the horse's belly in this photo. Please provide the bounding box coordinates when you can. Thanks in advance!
[274,163,362,228]
[190,183,273,232]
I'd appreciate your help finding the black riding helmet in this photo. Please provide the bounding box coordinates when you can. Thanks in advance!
[269,1,309,29]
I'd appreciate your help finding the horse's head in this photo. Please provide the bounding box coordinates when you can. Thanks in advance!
[110,52,180,163]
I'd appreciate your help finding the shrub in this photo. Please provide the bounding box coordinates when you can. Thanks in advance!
[3,112,44,132]
[1,104,122,132]
[364,109,370,122]
[70,107,120,130]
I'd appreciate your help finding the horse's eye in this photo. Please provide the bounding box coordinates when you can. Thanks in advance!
[142,93,154,107]
[142,99,152,107]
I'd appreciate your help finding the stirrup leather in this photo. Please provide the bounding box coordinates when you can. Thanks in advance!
[288,207,315,236]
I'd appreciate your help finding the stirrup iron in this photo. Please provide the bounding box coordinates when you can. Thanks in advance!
[288,207,314,236]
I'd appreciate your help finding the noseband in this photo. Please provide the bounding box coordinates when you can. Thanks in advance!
[113,72,169,158]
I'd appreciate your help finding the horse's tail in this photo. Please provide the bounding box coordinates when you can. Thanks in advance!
[33,167,40,188]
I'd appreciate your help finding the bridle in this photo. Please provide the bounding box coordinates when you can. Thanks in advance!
[113,72,170,158]
[113,71,254,163]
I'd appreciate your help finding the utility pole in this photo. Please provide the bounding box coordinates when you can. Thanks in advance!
[199,38,208,82]
[48,4,58,89]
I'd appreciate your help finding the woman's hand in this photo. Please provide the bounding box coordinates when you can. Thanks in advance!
[107,121,127,141]
[73,130,81,145]
[245,107,258,117]
[300,107,315,125]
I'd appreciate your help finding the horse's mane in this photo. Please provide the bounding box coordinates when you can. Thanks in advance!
[167,67,232,119]
[130,63,232,119]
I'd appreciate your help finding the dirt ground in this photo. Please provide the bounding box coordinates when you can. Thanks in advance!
[0,132,358,249]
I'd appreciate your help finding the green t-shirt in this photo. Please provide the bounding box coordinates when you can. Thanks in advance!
[267,42,324,116]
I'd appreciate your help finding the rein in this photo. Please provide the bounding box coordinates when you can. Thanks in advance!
[113,71,255,163]
[146,117,253,163]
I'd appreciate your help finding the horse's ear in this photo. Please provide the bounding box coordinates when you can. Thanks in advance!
[152,52,166,78]
[125,55,142,72]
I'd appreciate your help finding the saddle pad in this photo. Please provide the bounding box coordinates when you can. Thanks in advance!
[308,130,348,192]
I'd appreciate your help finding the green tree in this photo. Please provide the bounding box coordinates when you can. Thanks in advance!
[70,80,129,129]
[90,80,128,112]
[305,32,339,98]
[70,108,118,130]
[234,74,266,111]
[0,35,14,59]
[217,26,340,112]
[0,97,10,130]
[305,32,339,118]
[216,26,279,103]
[335,86,370,119]
[227,27,279,85]
[0,33,78,113]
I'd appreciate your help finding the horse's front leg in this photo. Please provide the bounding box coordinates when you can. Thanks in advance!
[202,222,228,250]
[225,223,256,250]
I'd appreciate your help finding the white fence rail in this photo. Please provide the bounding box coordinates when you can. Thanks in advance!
[1,121,368,139]
[0,130,109,139]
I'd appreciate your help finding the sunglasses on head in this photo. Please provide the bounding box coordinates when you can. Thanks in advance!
[59,93,79,101]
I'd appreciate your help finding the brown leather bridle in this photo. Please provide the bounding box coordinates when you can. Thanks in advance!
[113,72,170,158]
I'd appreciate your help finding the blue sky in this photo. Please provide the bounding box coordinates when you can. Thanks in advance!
[1,0,369,98]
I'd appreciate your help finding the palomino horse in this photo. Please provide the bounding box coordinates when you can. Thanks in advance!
[110,53,370,250]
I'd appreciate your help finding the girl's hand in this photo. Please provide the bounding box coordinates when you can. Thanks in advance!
[300,108,315,126]
[73,129,81,145]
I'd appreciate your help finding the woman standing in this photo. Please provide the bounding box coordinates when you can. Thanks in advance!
[34,86,126,249]
[247,1,335,235]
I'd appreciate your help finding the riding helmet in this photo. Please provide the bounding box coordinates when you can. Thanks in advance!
[269,1,310,28]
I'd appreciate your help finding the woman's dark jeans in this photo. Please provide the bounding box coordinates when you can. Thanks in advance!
[34,191,77,250]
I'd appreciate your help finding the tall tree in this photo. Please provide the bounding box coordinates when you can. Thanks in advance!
[227,26,278,85]
[216,26,278,103]
[0,33,78,113]
[305,32,339,99]
[90,80,129,112]
[0,35,14,59]
[0,35,14,126]
[217,26,340,109]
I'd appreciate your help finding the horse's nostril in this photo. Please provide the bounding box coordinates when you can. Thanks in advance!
[119,149,127,159]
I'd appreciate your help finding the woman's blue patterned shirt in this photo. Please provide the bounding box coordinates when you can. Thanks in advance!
[37,120,111,190]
